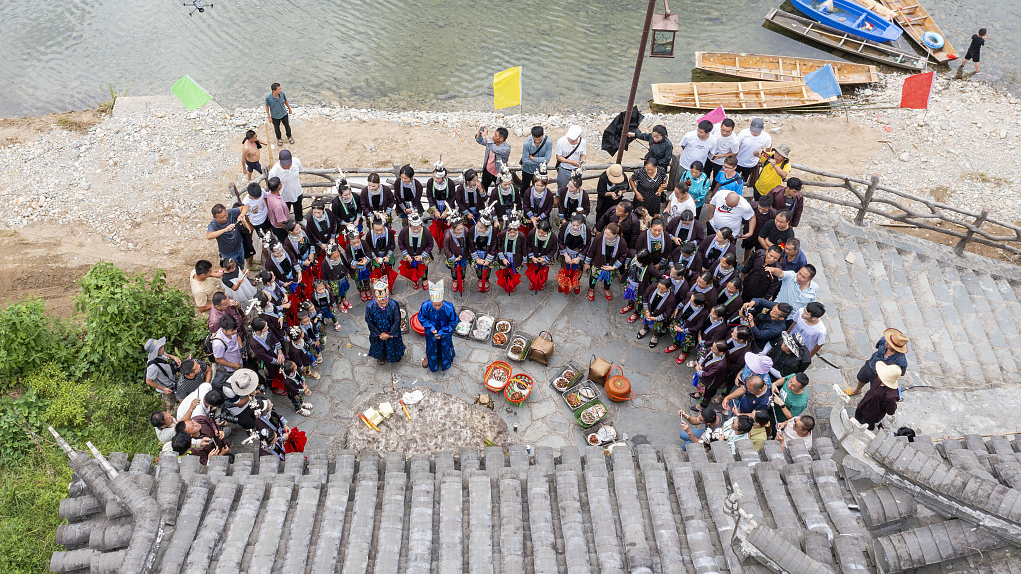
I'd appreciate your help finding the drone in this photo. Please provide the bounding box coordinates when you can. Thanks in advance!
[184,0,212,15]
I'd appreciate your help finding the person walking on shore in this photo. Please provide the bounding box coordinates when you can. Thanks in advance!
[240,130,266,182]
[959,28,989,74]
[265,83,294,146]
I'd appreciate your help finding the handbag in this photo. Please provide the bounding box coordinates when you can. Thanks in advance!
[555,140,582,170]
[528,330,555,366]
[588,353,612,386]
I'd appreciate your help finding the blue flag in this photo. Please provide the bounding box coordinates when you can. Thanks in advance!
[803,64,841,99]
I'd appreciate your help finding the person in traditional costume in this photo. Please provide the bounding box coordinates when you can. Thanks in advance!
[305,200,338,254]
[397,212,435,290]
[666,262,691,304]
[330,177,363,247]
[258,268,290,312]
[264,239,302,325]
[597,199,642,252]
[491,166,521,227]
[249,315,286,387]
[664,292,708,357]
[556,170,591,225]
[442,215,469,294]
[525,220,558,293]
[621,249,661,322]
[711,252,738,287]
[638,277,678,348]
[679,303,729,367]
[454,168,488,224]
[718,277,744,322]
[583,223,627,301]
[523,169,555,232]
[687,270,719,310]
[364,211,398,291]
[365,278,404,365]
[668,241,703,284]
[310,278,340,331]
[343,225,373,302]
[467,207,498,292]
[557,210,591,295]
[635,216,674,270]
[595,163,630,223]
[361,172,396,220]
[668,209,705,249]
[698,227,737,272]
[418,279,458,372]
[495,210,526,294]
[317,241,350,322]
[284,218,317,302]
[692,341,729,411]
[395,164,424,225]
[286,325,320,379]
[426,160,454,247]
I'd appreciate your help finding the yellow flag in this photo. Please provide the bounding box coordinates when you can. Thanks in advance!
[493,66,521,109]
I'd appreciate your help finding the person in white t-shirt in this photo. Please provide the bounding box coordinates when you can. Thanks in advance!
[242,182,270,239]
[554,125,587,191]
[268,149,304,222]
[176,382,219,421]
[709,191,755,238]
[665,181,697,220]
[677,120,717,171]
[706,118,739,181]
[790,302,827,356]
[735,118,771,183]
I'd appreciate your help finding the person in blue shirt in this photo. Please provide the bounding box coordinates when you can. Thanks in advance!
[520,126,552,191]
[713,156,745,195]
[418,280,458,372]
[778,238,808,272]
[264,83,293,145]
[723,374,772,417]
[678,160,711,218]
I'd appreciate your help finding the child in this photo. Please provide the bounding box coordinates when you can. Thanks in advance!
[287,326,320,379]
[297,306,324,356]
[311,279,341,332]
[280,360,313,416]
[961,28,989,74]
[666,292,708,359]
[320,242,353,315]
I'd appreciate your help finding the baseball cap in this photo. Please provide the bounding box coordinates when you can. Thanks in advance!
[750,118,764,133]
[279,149,292,165]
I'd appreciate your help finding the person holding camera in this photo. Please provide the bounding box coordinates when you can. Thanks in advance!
[678,405,724,451]
[477,126,511,191]
[740,299,792,352]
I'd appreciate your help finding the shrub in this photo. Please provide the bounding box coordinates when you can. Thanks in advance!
[0,299,72,387]
[22,363,89,428]
[75,262,204,380]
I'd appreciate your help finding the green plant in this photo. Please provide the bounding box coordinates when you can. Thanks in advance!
[97,82,130,115]
[0,389,49,458]
[54,116,90,133]
[75,262,204,381]
[0,299,73,387]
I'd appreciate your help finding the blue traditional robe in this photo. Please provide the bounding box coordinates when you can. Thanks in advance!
[418,300,457,372]
[365,299,405,363]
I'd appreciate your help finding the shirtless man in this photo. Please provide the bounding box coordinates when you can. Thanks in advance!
[241,130,266,182]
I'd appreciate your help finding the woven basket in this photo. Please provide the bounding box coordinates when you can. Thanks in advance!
[504,374,535,406]
[483,361,513,392]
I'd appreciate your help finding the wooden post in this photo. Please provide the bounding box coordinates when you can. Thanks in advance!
[615,0,657,165]
[853,174,881,226]
[954,208,989,255]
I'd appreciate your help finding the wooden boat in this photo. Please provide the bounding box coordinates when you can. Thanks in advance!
[650,81,836,112]
[765,9,926,71]
[876,0,957,62]
[790,0,903,42]
[695,51,879,85]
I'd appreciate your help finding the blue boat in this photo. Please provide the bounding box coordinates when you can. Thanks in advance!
[789,0,903,43]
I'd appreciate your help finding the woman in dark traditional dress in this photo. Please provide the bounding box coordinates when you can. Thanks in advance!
[364,279,405,365]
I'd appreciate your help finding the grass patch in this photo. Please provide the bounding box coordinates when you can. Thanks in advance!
[97,83,130,115]
[962,172,1009,186]
[54,116,90,133]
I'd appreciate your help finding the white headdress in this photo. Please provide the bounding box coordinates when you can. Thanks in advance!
[429,279,445,303]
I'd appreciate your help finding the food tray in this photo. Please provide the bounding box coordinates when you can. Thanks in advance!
[504,373,534,406]
[472,314,496,342]
[483,360,513,393]
[549,362,583,393]
[490,319,514,348]
[586,425,618,447]
[398,303,409,334]
[506,332,534,362]
[562,380,600,411]
[454,307,476,339]
[574,399,609,429]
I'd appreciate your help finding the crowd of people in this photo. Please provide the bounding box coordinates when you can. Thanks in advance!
[146,102,914,462]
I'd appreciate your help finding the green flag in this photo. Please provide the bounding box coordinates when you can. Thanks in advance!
[171,75,212,110]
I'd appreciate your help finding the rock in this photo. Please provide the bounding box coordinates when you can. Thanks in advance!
[899,152,910,162]
[770,127,782,134]
[1001,128,1008,140]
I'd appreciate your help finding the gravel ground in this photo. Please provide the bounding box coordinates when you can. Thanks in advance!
[1,72,1017,250]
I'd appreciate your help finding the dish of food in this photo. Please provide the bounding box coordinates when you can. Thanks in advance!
[580,403,607,425]
[509,344,524,354]
[459,309,475,322]
[510,391,523,401]
[493,332,507,345]
[588,434,601,445]
[553,377,571,390]
[495,321,511,333]
[579,387,595,400]
[566,393,582,408]
[563,369,575,380]
[455,322,472,335]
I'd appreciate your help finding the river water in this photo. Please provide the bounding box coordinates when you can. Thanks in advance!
[1,0,1017,118]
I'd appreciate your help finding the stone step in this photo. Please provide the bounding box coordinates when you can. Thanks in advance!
[791,223,847,353]
[994,278,1021,355]
[936,263,1003,383]
[957,269,1021,383]
[809,226,871,358]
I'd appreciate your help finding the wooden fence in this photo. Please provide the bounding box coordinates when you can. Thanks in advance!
[234,161,1021,258]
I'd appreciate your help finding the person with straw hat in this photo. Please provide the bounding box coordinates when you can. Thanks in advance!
[595,163,629,223]
[854,361,902,430]
[845,328,909,396]
[418,279,458,372]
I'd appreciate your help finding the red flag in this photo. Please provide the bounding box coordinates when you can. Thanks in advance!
[900,72,934,109]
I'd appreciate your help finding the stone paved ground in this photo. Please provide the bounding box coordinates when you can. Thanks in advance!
[275,206,1021,454]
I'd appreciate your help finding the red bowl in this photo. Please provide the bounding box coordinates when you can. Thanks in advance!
[411,313,425,336]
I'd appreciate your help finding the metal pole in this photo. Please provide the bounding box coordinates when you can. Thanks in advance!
[615,0,657,165]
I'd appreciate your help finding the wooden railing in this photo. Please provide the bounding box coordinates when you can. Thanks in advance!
[791,164,1021,257]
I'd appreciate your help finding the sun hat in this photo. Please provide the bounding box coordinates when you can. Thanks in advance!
[144,337,166,361]
[781,331,803,354]
[606,164,625,184]
[744,353,773,375]
[566,125,582,140]
[775,144,791,158]
[875,361,902,389]
[883,328,909,353]
[228,368,260,396]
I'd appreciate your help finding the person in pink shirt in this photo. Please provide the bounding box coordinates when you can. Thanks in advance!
[264,176,290,242]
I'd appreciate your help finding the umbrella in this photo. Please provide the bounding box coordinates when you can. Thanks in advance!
[398,260,427,284]
[429,219,448,249]
[601,106,644,156]
[496,267,522,294]
[526,263,549,293]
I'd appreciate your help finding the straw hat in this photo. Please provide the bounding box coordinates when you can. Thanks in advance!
[875,361,902,389]
[228,369,260,397]
[606,164,625,184]
[883,328,909,353]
